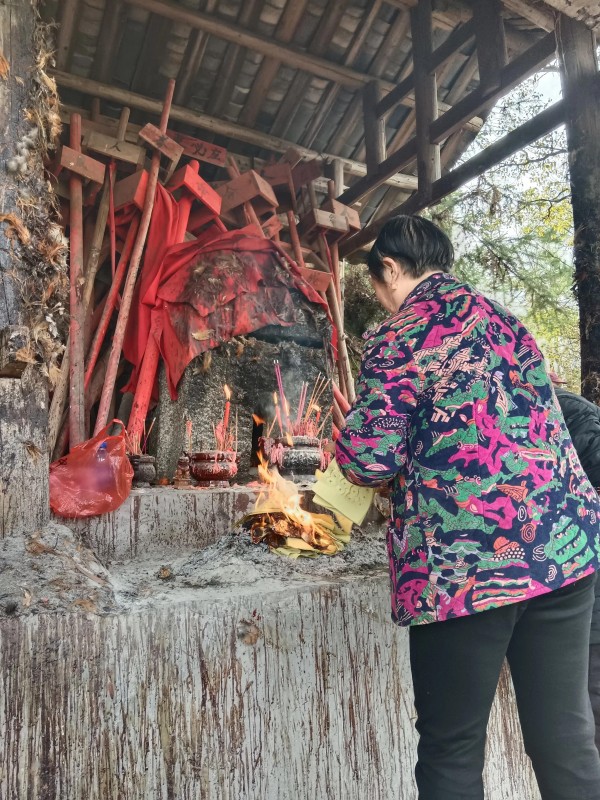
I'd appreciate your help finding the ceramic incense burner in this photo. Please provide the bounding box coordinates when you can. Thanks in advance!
[189,450,238,487]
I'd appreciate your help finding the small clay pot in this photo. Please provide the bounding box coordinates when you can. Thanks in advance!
[274,435,322,478]
[189,451,238,487]
[129,454,157,487]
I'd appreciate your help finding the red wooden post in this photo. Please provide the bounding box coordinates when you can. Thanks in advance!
[84,216,140,390]
[126,161,202,441]
[68,113,86,447]
[94,80,176,436]
[286,210,306,268]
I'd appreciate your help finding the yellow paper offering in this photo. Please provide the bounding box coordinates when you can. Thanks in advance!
[312,459,375,526]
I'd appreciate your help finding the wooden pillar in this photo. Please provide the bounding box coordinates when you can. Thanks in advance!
[473,0,507,92]
[363,81,386,174]
[411,0,440,201]
[557,15,600,402]
[0,2,50,535]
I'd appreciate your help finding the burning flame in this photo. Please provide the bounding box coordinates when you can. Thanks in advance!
[285,432,294,446]
[273,392,278,406]
[256,454,315,533]
[239,453,347,555]
[252,414,265,425]
[224,384,231,400]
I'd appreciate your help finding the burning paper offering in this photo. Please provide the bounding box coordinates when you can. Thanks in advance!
[237,457,350,558]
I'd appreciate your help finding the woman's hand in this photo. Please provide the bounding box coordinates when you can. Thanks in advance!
[322,441,336,455]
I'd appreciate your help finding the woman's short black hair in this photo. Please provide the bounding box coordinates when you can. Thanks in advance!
[367,215,454,282]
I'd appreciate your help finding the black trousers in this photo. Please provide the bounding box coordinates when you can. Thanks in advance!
[589,643,600,753]
[409,574,600,800]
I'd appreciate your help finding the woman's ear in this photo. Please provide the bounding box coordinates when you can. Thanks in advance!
[381,256,402,283]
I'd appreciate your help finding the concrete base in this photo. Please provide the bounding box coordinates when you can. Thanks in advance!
[0,572,540,800]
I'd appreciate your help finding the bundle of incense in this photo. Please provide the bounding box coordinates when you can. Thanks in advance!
[186,419,193,453]
[295,382,309,429]
[274,361,292,431]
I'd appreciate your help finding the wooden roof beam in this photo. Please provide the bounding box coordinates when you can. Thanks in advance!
[238,0,310,127]
[121,0,482,126]
[122,0,381,90]
[301,0,385,147]
[52,73,419,193]
[501,0,556,32]
[340,90,576,255]
[338,30,555,207]
[270,0,352,139]
[430,30,557,143]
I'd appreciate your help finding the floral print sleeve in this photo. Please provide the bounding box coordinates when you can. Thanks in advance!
[335,328,420,487]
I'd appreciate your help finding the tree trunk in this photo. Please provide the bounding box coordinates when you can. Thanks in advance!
[0,1,50,535]
[557,14,600,401]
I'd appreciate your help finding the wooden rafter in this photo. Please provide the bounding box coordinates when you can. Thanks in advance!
[363,82,387,173]
[324,10,412,157]
[238,0,310,128]
[174,0,218,106]
[301,0,384,148]
[270,0,351,139]
[56,0,80,70]
[207,0,264,118]
[502,0,556,31]
[473,0,508,91]
[53,74,420,193]
[91,0,125,83]
[430,30,556,143]
[376,17,476,119]
[121,0,374,90]
[131,14,172,96]
[340,85,586,256]
[119,0,482,127]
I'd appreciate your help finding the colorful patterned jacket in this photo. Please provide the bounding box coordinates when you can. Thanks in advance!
[336,273,600,626]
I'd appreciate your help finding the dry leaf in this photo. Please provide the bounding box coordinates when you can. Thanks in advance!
[0,52,9,80]
[23,441,42,461]
[48,362,62,388]
[201,351,212,373]
[26,534,54,556]
[0,213,31,246]
[73,598,97,613]
[23,590,32,608]
[14,346,36,364]
[38,70,57,94]
[157,565,174,581]
[191,329,214,341]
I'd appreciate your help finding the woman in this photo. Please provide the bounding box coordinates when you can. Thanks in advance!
[335,215,600,800]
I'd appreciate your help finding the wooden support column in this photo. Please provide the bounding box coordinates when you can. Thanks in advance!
[411,0,440,201]
[473,0,507,92]
[363,81,387,174]
[0,2,50,535]
[557,15,600,402]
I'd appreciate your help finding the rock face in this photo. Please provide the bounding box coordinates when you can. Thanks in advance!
[153,316,332,483]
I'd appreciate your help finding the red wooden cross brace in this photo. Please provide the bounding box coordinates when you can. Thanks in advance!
[138,123,184,183]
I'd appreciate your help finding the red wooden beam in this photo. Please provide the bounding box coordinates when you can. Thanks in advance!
[94,80,177,436]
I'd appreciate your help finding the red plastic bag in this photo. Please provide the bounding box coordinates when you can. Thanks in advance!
[50,421,134,518]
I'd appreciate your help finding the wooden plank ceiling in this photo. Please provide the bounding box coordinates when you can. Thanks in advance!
[44,0,567,225]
